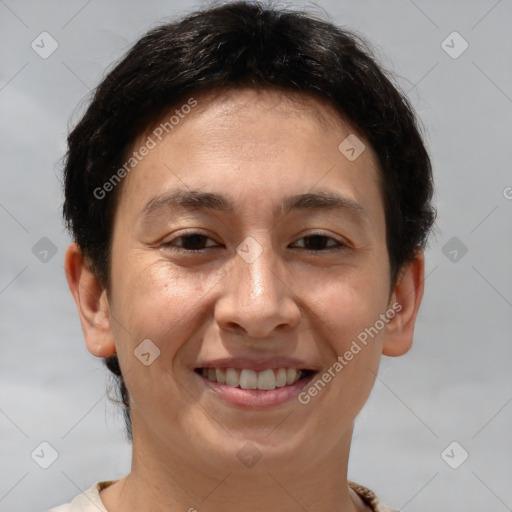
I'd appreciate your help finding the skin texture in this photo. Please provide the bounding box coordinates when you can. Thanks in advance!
[65,88,425,512]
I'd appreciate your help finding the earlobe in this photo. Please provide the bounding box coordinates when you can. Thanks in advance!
[382,251,425,357]
[64,243,117,358]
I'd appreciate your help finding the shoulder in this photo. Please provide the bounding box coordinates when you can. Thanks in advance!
[47,481,116,512]
[349,481,399,512]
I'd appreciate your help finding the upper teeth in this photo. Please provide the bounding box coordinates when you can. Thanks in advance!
[200,368,303,390]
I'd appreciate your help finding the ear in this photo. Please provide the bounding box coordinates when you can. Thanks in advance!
[64,243,116,358]
[382,251,425,357]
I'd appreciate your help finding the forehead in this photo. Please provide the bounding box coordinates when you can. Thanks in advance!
[187,87,350,131]
[116,87,384,226]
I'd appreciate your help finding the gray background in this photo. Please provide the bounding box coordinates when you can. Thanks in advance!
[1,0,511,511]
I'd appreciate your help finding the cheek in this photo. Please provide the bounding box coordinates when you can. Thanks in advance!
[108,259,210,418]
[309,263,390,344]
[303,271,388,420]
[108,255,212,358]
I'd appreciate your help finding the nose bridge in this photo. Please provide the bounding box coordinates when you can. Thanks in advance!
[235,239,282,305]
[215,237,300,336]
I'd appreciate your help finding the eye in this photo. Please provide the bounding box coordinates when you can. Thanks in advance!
[290,234,345,252]
[161,232,221,253]
[161,231,345,254]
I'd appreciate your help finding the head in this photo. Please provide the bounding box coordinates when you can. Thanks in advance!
[63,0,435,467]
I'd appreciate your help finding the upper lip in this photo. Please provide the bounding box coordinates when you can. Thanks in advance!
[194,357,319,372]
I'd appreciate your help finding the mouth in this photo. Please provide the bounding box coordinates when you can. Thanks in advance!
[193,366,317,408]
[194,367,315,390]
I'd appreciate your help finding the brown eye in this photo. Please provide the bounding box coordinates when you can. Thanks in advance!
[291,234,344,252]
[162,232,220,252]
[177,234,210,250]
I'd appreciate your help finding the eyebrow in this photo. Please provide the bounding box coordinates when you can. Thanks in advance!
[139,188,367,222]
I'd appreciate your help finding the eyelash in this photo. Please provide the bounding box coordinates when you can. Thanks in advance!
[161,231,346,254]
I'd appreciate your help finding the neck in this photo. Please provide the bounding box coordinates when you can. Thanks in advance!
[100,421,368,512]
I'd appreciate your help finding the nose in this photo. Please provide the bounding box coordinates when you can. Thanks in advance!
[214,242,301,338]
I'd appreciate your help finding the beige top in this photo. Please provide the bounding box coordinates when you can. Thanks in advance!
[48,480,398,512]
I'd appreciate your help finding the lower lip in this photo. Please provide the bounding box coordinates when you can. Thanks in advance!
[196,372,317,408]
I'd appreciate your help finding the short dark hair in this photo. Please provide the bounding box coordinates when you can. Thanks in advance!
[63,0,436,440]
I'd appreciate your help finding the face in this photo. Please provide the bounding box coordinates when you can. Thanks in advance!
[72,88,419,474]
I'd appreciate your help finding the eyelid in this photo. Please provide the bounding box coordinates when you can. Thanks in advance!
[290,230,347,247]
[160,229,221,249]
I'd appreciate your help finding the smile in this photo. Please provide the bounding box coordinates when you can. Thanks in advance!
[194,366,317,408]
[196,367,314,390]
